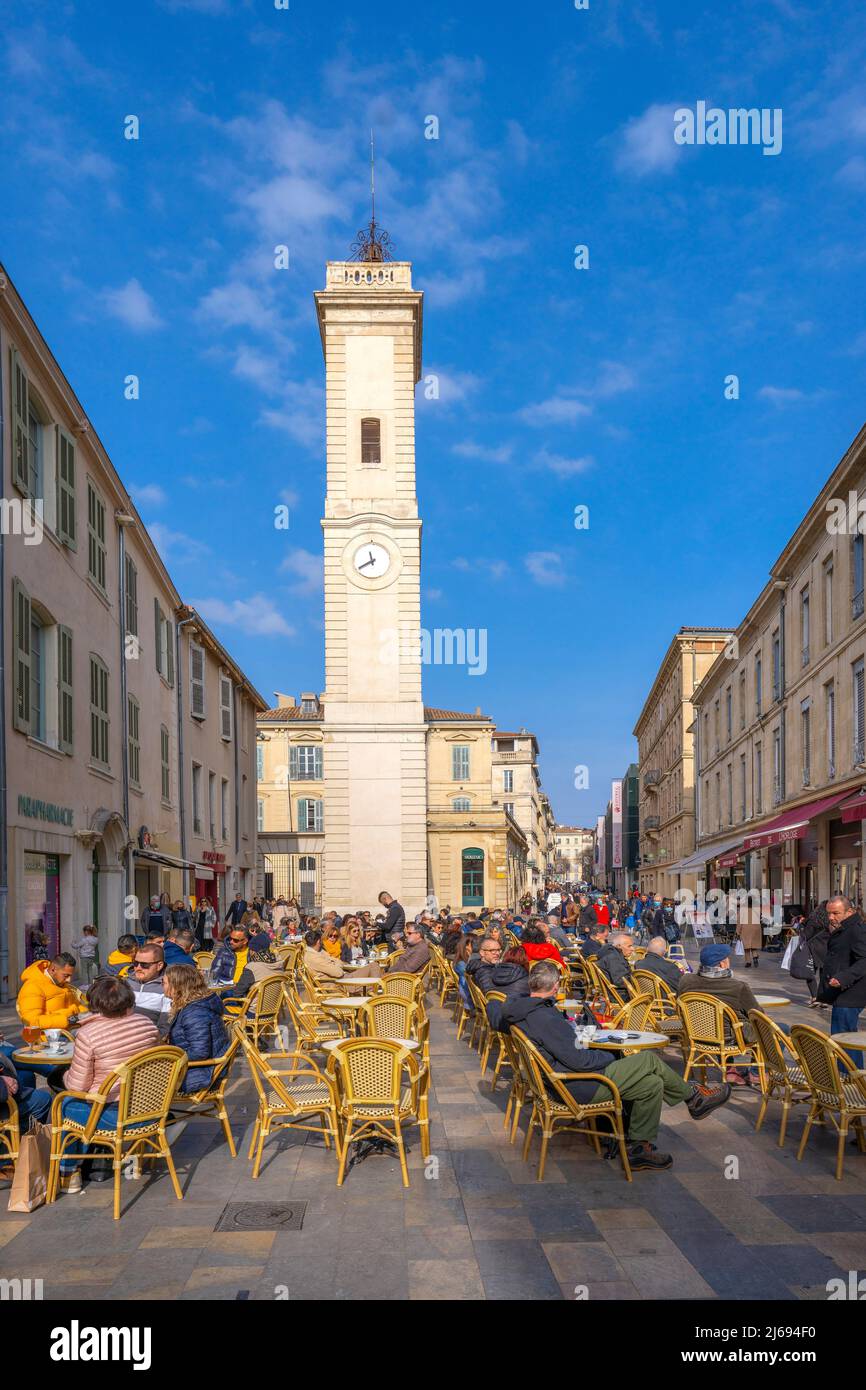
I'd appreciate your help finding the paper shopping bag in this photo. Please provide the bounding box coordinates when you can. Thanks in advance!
[8,1118,51,1213]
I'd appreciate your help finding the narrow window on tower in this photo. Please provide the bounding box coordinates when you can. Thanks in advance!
[361,418,381,466]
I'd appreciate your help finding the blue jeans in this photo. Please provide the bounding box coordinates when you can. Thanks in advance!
[58,1098,150,1173]
[831,1006,863,1068]
[0,1043,51,1126]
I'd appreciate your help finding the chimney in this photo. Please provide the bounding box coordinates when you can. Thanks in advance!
[273,693,296,708]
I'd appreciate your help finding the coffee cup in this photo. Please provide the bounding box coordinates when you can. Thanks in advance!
[45,1029,63,1052]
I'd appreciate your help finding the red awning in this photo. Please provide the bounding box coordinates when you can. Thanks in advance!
[716,846,744,869]
[840,791,866,824]
[743,791,851,852]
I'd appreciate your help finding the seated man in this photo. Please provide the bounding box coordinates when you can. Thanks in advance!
[105,934,138,976]
[499,960,730,1170]
[639,937,684,991]
[386,921,430,975]
[679,944,762,1085]
[126,943,173,1036]
[212,926,256,1011]
[546,913,573,953]
[581,923,609,959]
[303,928,345,982]
[469,935,503,993]
[595,931,635,990]
[17,952,83,1030]
[0,1049,52,1136]
[163,927,197,966]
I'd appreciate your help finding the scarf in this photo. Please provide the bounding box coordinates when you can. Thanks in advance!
[699,965,732,979]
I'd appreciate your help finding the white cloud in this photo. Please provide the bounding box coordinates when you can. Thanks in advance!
[758,386,806,406]
[280,487,300,507]
[525,551,566,587]
[419,367,482,408]
[453,441,513,464]
[147,523,210,564]
[594,361,636,397]
[130,483,166,508]
[419,268,486,308]
[519,395,592,427]
[192,594,295,637]
[102,278,164,333]
[615,103,683,177]
[533,449,594,478]
[197,282,286,342]
[260,380,325,449]
[424,587,443,601]
[159,0,231,12]
[281,548,322,593]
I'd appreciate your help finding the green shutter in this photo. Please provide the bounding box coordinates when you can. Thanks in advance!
[56,428,77,549]
[10,350,30,494]
[58,624,73,753]
[154,599,162,671]
[166,617,175,687]
[12,578,31,732]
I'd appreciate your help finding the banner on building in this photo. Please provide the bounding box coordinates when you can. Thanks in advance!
[611,779,623,870]
[596,815,606,876]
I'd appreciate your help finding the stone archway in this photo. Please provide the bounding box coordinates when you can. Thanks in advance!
[86,810,131,956]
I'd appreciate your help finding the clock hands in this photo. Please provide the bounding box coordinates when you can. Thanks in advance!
[358,555,376,571]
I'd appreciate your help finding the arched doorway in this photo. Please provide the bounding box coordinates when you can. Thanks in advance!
[298,855,318,912]
[461,847,485,907]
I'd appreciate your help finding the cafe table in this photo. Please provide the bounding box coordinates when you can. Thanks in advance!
[321,1037,419,1053]
[755,994,791,1008]
[829,1032,866,1051]
[576,1030,670,1052]
[12,1041,74,1067]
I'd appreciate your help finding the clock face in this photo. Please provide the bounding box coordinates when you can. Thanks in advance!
[353,543,391,579]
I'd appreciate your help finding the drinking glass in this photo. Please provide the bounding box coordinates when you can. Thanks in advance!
[21,1025,43,1051]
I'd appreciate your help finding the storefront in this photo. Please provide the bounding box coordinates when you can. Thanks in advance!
[829,818,861,906]
[22,851,61,965]
[195,851,227,917]
[461,847,485,907]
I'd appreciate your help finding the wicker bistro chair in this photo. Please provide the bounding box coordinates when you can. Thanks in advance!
[238,1030,340,1179]
[380,972,427,1007]
[282,977,352,1055]
[170,1031,243,1157]
[509,1028,632,1182]
[47,1045,188,1220]
[326,1038,426,1186]
[748,1010,812,1148]
[194,951,215,972]
[238,976,288,1050]
[481,990,517,1102]
[359,995,422,1043]
[608,993,657,1041]
[584,959,629,1016]
[0,1094,20,1166]
[789,1024,866,1181]
[677,992,762,1085]
[466,975,493,1056]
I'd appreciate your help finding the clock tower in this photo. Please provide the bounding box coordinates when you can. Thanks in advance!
[315,228,428,913]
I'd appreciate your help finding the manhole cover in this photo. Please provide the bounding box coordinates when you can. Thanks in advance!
[214,1201,307,1232]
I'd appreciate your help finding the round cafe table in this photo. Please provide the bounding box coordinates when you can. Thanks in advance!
[12,1042,74,1067]
[830,1032,866,1050]
[321,1036,419,1053]
[555,1000,586,1011]
[755,994,791,1007]
[582,1030,670,1052]
[320,996,366,1008]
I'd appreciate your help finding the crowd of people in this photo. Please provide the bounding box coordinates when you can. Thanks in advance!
[3,881,865,1189]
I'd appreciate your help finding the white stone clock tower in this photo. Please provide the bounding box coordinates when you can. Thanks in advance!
[315,236,427,913]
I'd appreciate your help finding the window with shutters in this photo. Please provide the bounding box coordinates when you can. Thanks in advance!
[739,671,746,729]
[452,797,471,812]
[154,601,174,685]
[89,655,110,767]
[853,660,865,765]
[256,745,264,781]
[290,745,323,781]
[452,745,470,781]
[219,672,232,741]
[11,350,32,495]
[361,417,381,466]
[725,688,732,741]
[727,763,733,823]
[26,398,44,503]
[56,429,76,549]
[740,754,747,820]
[209,772,216,839]
[160,726,171,802]
[800,587,810,667]
[715,770,721,830]
[128,695,141,787]
[826,681,836,779]
[58,625,73,754]
[854,536,865,620]
[221,778,229,840]
[298,798,324,832]
[754,743,763,814]
[772,727,783,805]
[192,762,203,835]
[12,579,32,733]
[801,699,811,787]
[87,481,106,592]
[257,798,264,833]
[30,614,44,742]
[503,768,514,792]
[755,653,763,717]
[125,556,138,638]
[824,559,833,646]
[772,630,782,701]
[189,642,206,719]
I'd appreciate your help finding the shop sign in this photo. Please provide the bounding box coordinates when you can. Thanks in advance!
[18,795,73,827]
[202,850,226,865]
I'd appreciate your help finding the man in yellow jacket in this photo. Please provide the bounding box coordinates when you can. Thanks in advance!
[17,953,84,1029]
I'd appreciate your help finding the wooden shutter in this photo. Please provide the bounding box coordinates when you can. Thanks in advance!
[289,746,299,781]
[856,665,865,754]
[56,428,77,548]
[11,350,30,494]
[12,578,31,731]
[58,624,73,753]
[154,599,162,672]
[190,642,205,717]
[125,556,138,636]
[219,673,232,740]
[166,617,174,687]
[314,745,323,779]
[298,798,308,829]
[313,799,324,832]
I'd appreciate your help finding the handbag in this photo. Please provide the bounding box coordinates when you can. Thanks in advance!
[8,1117,51,1213]
[780,937,797,972]
[789,936,816,981]
[733,938,745,957]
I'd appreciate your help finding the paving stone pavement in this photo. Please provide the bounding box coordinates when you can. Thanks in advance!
[1,947,864,1301]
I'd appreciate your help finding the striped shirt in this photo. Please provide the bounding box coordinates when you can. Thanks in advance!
[64,1011,160,1100]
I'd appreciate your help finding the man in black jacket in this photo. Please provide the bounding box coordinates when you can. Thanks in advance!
[581,923,609,958]
[577,896,598,935]
[821,896,866,1065]
[638,938,684,991]
[595,932,635,990]
[498,961,730,1171]
[378,891,406,945]
[470,936,503,992]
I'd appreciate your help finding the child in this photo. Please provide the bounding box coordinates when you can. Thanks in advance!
[71,924,100,986]
[105,933,138,976]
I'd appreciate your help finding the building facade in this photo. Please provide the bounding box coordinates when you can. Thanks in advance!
[553,826,594,884]
[491,729,545,893]
[633,627,733,898]
[0,263,263,1001]
[691,423,866,912]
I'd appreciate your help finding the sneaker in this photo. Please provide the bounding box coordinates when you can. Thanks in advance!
[687,1081,732,1119]
[61,1170,83,1195]
[626,1140,673,1171]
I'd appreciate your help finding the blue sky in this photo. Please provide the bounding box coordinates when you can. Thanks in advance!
[2,0,865,826]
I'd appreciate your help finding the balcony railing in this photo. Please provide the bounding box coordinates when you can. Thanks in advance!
[326,261,413,290]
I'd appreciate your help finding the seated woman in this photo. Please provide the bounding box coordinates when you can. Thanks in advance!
[452,938,474,1009]
[488,945,531,1000]
[520,922,565,965]
[58,974,160,1193]
[340,919,368,965]
[164,964,230,1093]
[322,922,343,960]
